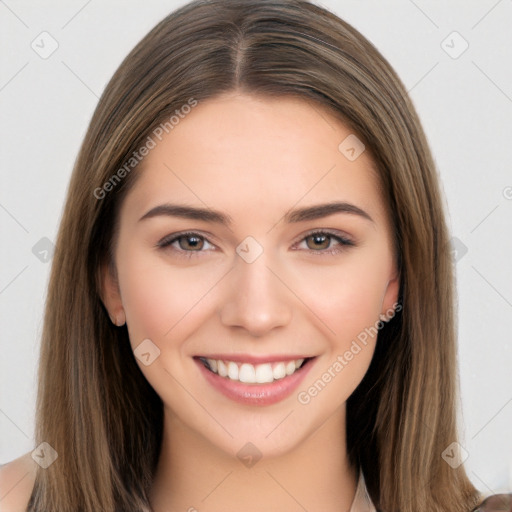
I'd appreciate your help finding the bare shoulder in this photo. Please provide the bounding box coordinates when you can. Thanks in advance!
[0,452,37,512]
[473,492,512,511]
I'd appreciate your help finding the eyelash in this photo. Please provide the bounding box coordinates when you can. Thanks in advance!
[156,230,354,258]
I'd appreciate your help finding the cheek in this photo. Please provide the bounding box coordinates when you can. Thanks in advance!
[116,246,226,347]
[291,251,392,343]
[294,254,389,411]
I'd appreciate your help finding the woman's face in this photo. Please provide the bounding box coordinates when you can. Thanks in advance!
[103,92,399,459]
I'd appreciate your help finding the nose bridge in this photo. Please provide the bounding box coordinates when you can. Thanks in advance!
[219,247,292,335]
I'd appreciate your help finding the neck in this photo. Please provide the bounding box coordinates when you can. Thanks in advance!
[150,405,358,512]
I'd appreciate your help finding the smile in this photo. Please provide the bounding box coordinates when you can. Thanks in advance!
[198,356,310,384]
[194,355,316,406]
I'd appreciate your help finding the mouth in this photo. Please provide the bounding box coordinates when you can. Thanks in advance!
[193,355,316,406]
[196,356,313,384]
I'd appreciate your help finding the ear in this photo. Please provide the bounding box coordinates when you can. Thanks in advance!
[380,268,401,321]
[100,262,126,326]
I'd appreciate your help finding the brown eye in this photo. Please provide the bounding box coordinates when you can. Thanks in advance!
[305,233,332,250]
[177,234,205,251]
[157,231,215,255]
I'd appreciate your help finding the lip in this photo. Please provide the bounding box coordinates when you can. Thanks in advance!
[194,353,312,364]
[194,356,316,406]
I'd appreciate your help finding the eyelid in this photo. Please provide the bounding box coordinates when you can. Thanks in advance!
[156,228,355,256]
[291,228,355,249]
[304,227,354,240]
[156,230,217,252]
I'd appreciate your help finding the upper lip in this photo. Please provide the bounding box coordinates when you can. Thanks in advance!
[195,354,314,364]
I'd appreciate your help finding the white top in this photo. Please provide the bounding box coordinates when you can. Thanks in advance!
[349,472,377,512]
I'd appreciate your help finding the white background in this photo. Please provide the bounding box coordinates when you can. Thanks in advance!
[1,0,511,498]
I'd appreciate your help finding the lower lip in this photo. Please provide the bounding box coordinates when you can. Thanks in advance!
[195,358,315,406]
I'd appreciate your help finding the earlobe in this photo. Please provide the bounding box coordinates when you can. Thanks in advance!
[112,312,126,327]
[380,271,401,321]
[100,262,126,327]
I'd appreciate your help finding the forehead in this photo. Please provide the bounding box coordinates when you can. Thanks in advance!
[123,92,387,225]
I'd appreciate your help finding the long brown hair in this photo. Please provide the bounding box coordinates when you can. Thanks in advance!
[28,1,481,510]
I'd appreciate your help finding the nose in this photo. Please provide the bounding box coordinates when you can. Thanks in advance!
[219,252,293,337]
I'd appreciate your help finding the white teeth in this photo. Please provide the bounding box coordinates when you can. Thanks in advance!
[272,362,286,380]
[227,361,239,380]
[201,357,308,383]
[239,363,256,383]
[217,360,228,377]
[285,361,296,375]
[255,364,274,383]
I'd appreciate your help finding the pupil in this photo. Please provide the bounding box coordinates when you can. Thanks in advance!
[308,234,329,250]
[181,235,203,250]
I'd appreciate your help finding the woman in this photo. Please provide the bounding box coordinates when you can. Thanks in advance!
[1,0,509,511]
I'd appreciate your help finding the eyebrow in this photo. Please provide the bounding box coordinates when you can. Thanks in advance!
[283,202,373,223]
[138,201,373,225]
[138,204,231,224]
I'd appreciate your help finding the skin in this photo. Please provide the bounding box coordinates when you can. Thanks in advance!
[102,92,399,512]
